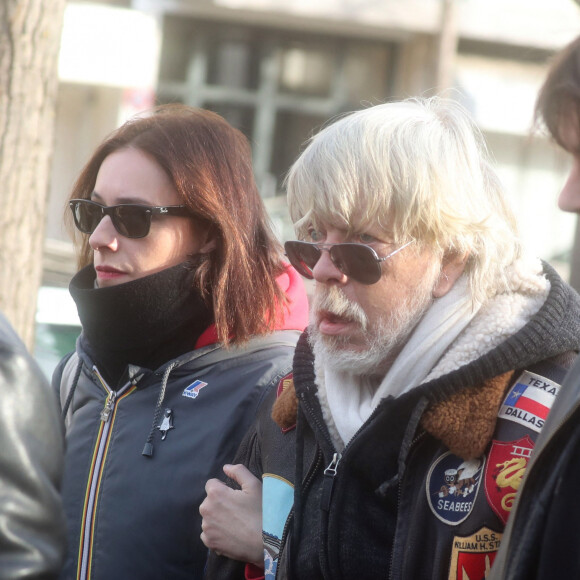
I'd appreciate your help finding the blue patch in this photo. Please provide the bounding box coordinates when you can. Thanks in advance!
[182,380,208,399]
[263,474,294,579]
[426,451,484,525]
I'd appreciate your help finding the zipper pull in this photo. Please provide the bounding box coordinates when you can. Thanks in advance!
[320,452,341,511]
[100,391,117,422]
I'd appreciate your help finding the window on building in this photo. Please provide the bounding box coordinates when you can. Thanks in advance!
[157,16,396,201]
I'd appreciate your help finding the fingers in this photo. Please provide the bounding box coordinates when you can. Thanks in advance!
[204,476,227,496]
[223,463,262,492]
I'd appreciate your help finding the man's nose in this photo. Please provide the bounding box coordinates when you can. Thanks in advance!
[311,247,347,284]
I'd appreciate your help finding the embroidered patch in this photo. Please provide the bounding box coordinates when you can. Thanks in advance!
[447,527,502,580]
[484,435,534,524]
[277,373,293,398]
[498,370,561,433]
[276,373,296,433]
[426,452,484,525]
[182,380,208,399]
[262,474,294,580]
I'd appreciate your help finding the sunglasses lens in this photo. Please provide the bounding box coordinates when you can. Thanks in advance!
[284,241,320,279]
[113,206,150,238]
[72,201,102,234]
[330,244,381,285]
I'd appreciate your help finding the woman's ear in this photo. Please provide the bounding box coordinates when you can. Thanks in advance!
[199,237,217,253]
[432,251,469,298]
[196,223,218,254]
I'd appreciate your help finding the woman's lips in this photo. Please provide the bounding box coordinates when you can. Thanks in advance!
[95,266,125,280]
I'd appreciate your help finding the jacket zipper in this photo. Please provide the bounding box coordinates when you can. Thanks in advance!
[77,368,134,580]
[298,390,410,577]
[388,430,426,580]
[320,452,342,511]
[298,391,336,451]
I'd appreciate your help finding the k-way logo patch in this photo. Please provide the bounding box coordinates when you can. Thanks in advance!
[427,452,485,525]
[498,370,560,433]
[447,527,501,580]
[182,380,208,399]
[484,435,534,524]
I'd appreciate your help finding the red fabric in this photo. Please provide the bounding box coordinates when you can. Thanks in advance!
[244,563,265,580]
[195,264,309,348]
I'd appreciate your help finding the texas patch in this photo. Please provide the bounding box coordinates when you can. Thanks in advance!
[498,370,560,433]
[448,527,502,580]
[484,435,534,524]
[427,451,485,525]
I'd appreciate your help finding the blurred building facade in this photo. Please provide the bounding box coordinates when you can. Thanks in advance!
[37,0,580,372]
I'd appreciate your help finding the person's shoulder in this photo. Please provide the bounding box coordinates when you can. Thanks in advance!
[0,311,28,357]
[0,312,47,388]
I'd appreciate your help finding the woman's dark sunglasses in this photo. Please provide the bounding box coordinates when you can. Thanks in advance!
[69,199,191,239]
[284,240,413,285]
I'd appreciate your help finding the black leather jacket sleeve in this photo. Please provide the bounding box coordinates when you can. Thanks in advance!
[0,314,66,579]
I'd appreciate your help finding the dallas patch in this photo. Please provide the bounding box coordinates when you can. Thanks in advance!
[447,527,501,580]
[427,452,484,525]
[182,380,208,399]
[498,370,560,433]
[484,435,534,524]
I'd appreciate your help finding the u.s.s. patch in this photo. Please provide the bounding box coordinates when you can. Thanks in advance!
[447,527,502,580]
[426,452,485,525]
[497,370,561,433]
[484,435,534,524]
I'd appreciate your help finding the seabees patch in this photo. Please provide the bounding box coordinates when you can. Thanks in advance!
[498,370,560,433]
[427,452,485,525]
[447,527,502,580]
[484,435,534,524]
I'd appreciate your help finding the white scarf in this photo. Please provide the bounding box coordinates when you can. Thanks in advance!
[316,258,550,449]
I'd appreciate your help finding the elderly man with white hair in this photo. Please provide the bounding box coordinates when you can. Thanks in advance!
[200,97,580,580]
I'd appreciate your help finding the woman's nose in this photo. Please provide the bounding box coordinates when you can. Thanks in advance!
[88,215,119,252]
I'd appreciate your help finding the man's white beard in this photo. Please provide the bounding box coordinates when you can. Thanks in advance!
[309,269,440,376]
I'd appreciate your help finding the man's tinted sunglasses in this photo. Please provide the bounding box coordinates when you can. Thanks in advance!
[69,199,191,239]
[284,240,413,285]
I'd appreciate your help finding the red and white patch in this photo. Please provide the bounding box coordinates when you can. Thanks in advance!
[484,436,534,524]
[276,373,293,398]
[498,370,560,433]
[447,527,501,580]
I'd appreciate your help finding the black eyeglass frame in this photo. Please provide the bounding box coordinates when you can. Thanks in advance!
[284,239,414,285]
[69,198,192,239]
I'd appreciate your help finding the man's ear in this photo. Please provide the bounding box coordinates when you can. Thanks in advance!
[432,251,469,298]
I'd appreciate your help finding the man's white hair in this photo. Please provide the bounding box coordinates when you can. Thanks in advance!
[285,96,522,304]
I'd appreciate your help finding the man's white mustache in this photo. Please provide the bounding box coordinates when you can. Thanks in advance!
[312,286,368,330]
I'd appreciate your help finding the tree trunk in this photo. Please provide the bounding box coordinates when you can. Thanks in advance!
[0,0,66,348]
[436,0,459,94]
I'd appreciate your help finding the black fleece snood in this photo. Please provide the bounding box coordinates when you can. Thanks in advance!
[69,261,213,387]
